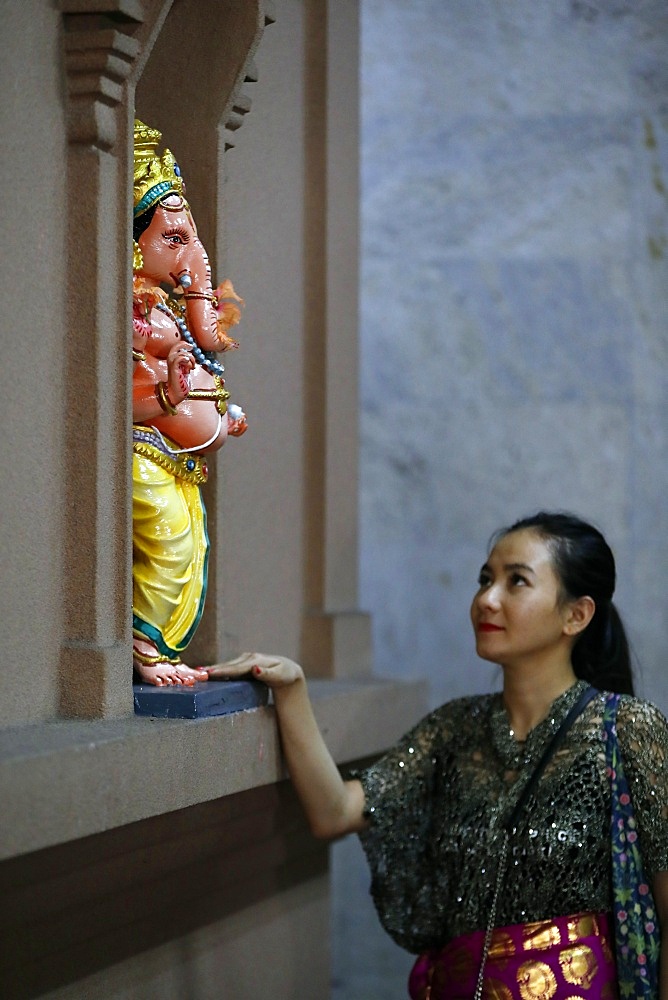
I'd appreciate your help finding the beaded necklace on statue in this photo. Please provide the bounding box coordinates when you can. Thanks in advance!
[154,299,225,378]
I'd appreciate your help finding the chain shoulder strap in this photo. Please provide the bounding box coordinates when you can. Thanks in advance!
[472,685,598,1000]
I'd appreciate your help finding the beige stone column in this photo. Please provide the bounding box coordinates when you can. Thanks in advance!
[301,0,372,678]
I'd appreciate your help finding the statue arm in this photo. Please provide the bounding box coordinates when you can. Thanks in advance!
[133,345,194,423]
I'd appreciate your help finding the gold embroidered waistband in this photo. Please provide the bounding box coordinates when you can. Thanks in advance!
[133,427,208,485]
[488,911,609,960]
[418,912,616,1000]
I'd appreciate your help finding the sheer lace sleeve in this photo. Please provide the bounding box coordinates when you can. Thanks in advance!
[353,703,458,953]
[616,697,668,875]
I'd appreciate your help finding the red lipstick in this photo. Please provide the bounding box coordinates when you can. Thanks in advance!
[478,623,504,632]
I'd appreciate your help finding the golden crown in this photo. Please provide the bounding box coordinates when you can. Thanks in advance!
[133,119,185,218]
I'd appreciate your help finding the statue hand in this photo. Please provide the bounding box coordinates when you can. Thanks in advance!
[205,652,304,687]
[166,343,195,403]
[227,403,248,437]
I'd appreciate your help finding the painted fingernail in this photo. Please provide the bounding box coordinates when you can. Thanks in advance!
[252,665,262,675]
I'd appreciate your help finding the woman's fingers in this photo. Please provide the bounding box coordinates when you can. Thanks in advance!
[204,653,302,687]
[251,655,303,687]
[204,652,273,679]
[204,655,255,680]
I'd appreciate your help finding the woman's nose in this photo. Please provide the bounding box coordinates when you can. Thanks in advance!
[477,584,500,610]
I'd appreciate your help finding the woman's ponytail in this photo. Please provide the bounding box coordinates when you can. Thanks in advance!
[571,600,633,695]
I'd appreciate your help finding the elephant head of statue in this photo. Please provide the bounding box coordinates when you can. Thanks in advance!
[132,120,225,355]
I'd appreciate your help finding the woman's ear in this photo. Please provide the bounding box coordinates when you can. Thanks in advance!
[564,595,596,636]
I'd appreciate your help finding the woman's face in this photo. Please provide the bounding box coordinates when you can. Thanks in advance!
[470,529,575,669]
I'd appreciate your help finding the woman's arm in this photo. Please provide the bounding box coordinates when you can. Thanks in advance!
[654,871,668,1000]
[206,653,367,839]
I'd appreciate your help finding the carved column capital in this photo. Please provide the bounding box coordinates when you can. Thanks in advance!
[222,2,276,150]
[59,1,146,148]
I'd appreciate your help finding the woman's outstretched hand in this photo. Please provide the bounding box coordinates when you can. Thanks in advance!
[205,652,304,688]
[207,651,366,838]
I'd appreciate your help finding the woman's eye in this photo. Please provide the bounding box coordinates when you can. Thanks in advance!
[477,575,491,589]
[510,573,527,586]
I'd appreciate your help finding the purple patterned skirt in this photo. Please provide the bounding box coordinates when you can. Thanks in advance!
[408,911,618,1000]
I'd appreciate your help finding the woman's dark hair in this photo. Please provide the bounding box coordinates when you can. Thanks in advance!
[495,511,634,695]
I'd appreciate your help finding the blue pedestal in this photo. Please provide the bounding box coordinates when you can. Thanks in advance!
[133,679,270,719]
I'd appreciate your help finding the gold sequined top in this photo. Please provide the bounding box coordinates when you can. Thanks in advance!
[356,681,668,954]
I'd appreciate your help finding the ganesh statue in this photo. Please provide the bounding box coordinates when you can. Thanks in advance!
[131,119,247,687]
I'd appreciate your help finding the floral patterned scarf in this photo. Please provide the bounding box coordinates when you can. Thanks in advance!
[603,692,661,999]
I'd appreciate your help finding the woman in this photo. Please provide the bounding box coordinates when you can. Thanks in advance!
[208,512,668,999]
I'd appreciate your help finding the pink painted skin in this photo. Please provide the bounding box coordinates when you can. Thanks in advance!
[138,198,222,354]
[133,196,247,450]
[132,305,229,452]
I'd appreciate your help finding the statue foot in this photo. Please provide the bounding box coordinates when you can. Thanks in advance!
[132,642,208,686]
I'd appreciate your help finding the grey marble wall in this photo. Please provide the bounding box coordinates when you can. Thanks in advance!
[359,0,668,709]
[333,2,668,997]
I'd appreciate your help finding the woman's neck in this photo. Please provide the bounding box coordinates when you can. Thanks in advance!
[501,660,577,740]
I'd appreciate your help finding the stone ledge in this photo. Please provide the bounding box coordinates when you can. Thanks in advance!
[0,677,428,861]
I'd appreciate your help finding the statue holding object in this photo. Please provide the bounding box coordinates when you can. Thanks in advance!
[132,119,247,687]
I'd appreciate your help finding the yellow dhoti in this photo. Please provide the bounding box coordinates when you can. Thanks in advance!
[132,427,209,659]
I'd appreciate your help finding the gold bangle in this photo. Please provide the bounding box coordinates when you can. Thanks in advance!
[156,381,178,416]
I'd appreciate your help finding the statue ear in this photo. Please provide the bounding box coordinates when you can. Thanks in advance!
[564,595,595,637]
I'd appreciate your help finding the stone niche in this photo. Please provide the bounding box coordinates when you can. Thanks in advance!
[0,1,426,997]
[57,0,276,721]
